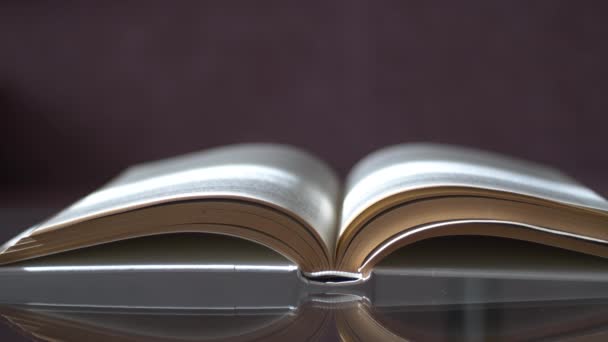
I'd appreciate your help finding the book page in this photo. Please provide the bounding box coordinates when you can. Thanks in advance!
[334,143,608,274]
[0,144,341,270]
[340,143,608,236]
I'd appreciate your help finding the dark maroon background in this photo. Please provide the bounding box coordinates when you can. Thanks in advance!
[1,1,608,208]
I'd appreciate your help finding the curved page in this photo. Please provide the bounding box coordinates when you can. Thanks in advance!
[0,144,340,272]
[338,144,608,273]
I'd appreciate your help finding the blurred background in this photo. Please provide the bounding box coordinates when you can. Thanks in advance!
[1,1,607,209]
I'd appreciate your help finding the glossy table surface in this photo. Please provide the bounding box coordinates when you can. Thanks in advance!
[1,208,608,341]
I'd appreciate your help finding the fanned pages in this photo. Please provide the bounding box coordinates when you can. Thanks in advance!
[1,143,608,279]
[0,144,341,273]
[336,144,608,275]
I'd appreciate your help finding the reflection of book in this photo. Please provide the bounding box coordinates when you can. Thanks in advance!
[370,300,608,341]
[0,305,330,342]
[1,143,608,280]
[3,299,608,342]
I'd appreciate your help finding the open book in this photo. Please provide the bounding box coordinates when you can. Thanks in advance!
[1,143,608,280]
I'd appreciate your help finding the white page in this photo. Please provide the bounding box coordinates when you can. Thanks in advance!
[342,143,608,234]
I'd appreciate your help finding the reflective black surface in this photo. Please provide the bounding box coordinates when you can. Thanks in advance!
[1,299,608,341]
[1,209,607,341]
